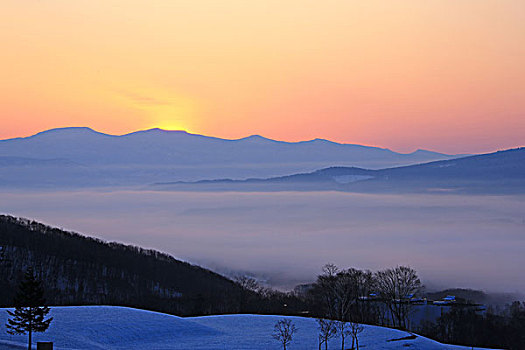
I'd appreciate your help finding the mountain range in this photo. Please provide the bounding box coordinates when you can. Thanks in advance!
[155,148,525,194]
[0,127,461,188]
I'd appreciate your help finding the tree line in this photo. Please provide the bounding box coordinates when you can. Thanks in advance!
[271,263,525,350]
[305,264,421,350]
[419,301,525,349]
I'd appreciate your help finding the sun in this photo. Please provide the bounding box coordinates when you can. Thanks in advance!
[143,96,196,132]
[152,106,193,131]
[118,87,198,133]
[155,121,189,131]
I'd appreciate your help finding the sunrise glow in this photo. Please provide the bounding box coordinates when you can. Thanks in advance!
[1,0,524,152]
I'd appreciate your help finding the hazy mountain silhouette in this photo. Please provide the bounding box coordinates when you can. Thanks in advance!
[0,127,461,188]
[155,148,525,194]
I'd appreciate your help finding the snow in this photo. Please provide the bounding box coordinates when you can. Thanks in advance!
[0,306,495,350]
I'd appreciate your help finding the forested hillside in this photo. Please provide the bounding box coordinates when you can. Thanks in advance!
[0,215,244,315]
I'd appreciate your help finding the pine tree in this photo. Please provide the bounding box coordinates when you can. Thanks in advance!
[6,267,53,350]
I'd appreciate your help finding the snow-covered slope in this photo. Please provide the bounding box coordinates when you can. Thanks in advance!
[0,306,494,350]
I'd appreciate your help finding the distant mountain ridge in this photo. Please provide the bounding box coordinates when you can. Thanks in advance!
[155,148,525,194]
[1,127,455,160]
[0,127,463,188]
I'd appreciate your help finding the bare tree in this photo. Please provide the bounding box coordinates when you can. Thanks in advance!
[375,266,422,329]
[314,266,370,350]
[333,269,366,350]
[353,269,375,324]
[332,273,352,350]
[349,321,364,350]
[322,263,339,277]
[335,320,351,350]
[272,319,298,350]
[234,275,261,311]
[315,265,338,313]
[317,318,337,350]
[234,275,261,292]
[373,300,389,326]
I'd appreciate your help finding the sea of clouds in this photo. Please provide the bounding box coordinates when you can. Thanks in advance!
[1,190,524,293]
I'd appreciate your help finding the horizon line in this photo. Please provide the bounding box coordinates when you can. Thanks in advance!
[0,125,478,156]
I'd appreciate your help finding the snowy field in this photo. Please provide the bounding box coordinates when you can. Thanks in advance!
[0,306,496,350]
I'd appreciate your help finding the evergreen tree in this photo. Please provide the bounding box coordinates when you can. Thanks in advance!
[6,267,53,350]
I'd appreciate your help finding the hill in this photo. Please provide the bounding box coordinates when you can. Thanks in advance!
[0,127,460,188]
[155,148,525,194]
[0,306,493,350]
[0,215,244,316]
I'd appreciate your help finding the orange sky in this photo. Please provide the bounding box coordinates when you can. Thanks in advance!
[1,0,524,153]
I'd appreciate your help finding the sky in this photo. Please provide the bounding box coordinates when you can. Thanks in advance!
[1,0,524,153]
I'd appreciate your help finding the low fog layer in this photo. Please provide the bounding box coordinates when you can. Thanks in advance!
[1,190,524,292]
